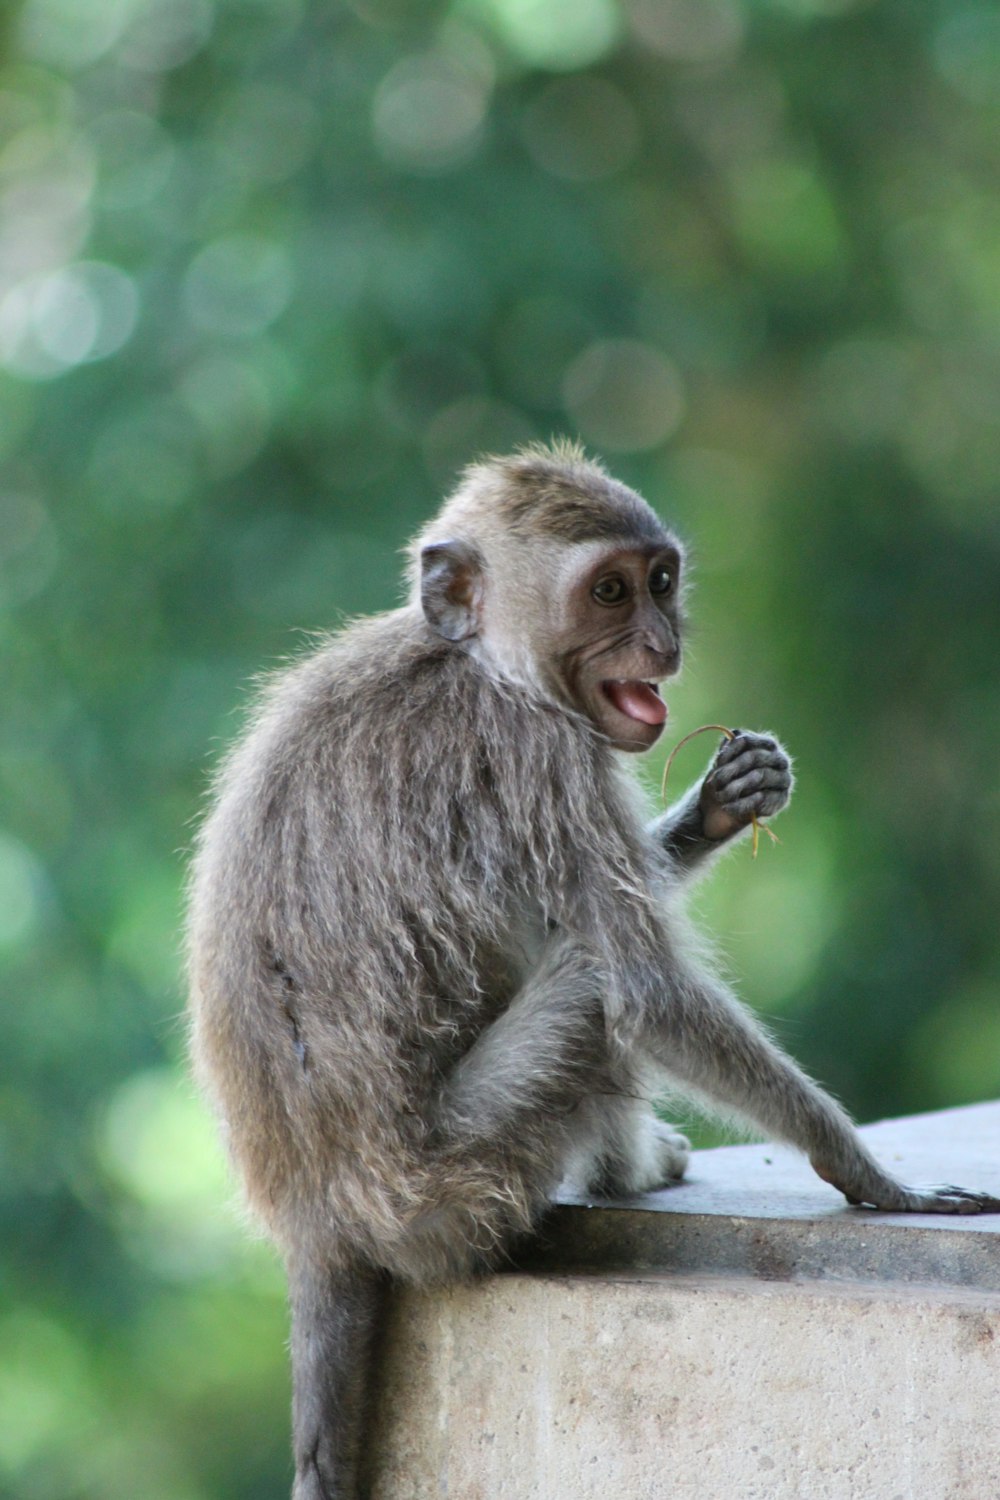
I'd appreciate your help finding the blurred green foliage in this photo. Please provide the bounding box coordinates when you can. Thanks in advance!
[2,0,1000,1494]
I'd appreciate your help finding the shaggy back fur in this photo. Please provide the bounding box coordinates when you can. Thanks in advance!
[188,595,670,1279]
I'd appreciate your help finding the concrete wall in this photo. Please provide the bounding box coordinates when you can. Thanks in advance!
[371,1102,1000,1500]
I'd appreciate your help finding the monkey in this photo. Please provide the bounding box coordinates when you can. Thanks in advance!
[186,440,1000,1500]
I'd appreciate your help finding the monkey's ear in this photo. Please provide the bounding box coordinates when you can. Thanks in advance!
[420,540,483,641]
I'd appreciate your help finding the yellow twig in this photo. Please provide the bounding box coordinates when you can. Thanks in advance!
[659,723,734,799]
[659,723,780,860]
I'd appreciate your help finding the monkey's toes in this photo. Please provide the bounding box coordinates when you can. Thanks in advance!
[649,1119,691,1184]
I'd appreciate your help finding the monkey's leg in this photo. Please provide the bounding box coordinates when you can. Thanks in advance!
[437,947,688,1206]
[377,943,609,1280]
[288,1256,387,1500]
[638,968,1000,1215]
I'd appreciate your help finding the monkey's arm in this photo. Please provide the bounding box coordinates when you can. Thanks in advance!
[638,968,1000,1214]
[649,731,793,877]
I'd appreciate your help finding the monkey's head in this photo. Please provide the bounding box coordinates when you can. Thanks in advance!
[413,443,685,753]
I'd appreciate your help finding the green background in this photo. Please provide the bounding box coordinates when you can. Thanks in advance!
[2,0,999,1494]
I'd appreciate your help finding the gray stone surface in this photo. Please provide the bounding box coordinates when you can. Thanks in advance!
[372,1103,1000,1499]
[525,1100,1000,1290]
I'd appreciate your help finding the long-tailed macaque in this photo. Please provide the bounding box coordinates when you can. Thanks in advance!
[187,442,999,1499]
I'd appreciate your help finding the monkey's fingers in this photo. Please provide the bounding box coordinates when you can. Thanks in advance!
[713,731,782,769]
[713,751,791,793]
[855,1184,1000,1215]
[912,1185,1000,1214]
[715,785,790,825]
[714,765,791,801]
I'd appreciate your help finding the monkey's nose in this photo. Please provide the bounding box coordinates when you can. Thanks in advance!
[648,642,680,676]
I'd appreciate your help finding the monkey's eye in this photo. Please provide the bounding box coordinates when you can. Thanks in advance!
[592,575,630,606]
[649,566,673,598]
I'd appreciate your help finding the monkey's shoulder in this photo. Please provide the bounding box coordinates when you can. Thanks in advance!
[214,609,639,907]
[247,608,569,772]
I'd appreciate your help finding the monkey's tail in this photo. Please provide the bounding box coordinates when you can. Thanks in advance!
[288,1256,389,1500]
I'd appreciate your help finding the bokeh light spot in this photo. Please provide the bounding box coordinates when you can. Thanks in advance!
[0,492,59,607]
[624,0,745,65]
[0,261,138,378]
[563,338,685,452]
[211,83,318,183]
[177,354,274,478]
[494,294,595,407]
[474,0,621,72]
[0,124,96,293]
[0,1312,93,1471]
[809,337,920,445]
[373,49,492,173]
[90,109,177,209]
[17,0,132,72]
[720,860,838,1012]
[520,76,639,181]
[88,398,200,515]
[100,1068,229,1209]
[422,396,536,489]
[182,234,293,337]
[729,159,848,277]
[376,343,487,434]
[118,0,214,74]
[934,9,1000,106]
[97,1068,248,1279]
[907,981,1000,1106]
[105,868,184,996]
[0,832,46,946]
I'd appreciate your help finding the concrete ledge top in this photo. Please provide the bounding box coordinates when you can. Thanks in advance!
[522,1100,1000,1291]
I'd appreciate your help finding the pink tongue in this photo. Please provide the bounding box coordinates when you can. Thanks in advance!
[604,681,667,726]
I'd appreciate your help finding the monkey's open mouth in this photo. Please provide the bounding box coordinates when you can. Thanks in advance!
[601,679,667,727]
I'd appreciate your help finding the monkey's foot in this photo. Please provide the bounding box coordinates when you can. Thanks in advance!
[851,1183,1000,1215]
[650,1118,692,1186]
[616,1117,691,1195]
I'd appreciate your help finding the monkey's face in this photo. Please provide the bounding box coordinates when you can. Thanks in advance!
[555,545,684,753]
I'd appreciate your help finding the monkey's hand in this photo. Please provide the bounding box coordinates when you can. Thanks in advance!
[699,731,793,842]
[851,1183,1000,1214]
[871,1185,1000,1214]
[811,1157,1000,1214]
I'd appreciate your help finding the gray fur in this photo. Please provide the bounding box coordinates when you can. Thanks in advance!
[444,439,671,547]
[187,445,999,1500]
